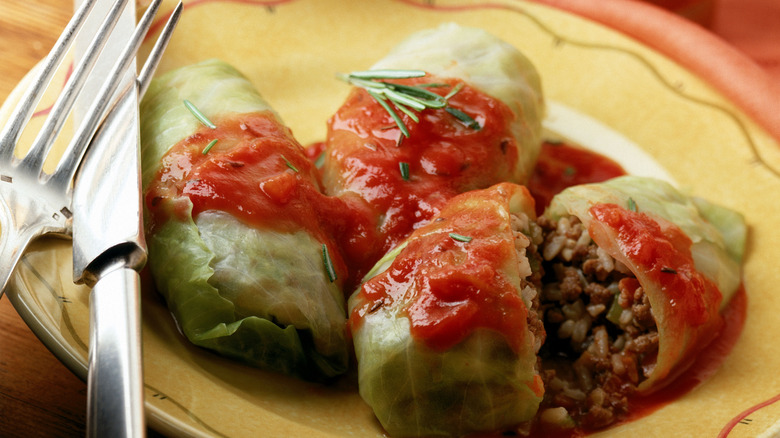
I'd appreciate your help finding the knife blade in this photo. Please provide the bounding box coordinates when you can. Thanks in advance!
[70,1,145,436]
[66,0,183,435]
[74,90,146,437]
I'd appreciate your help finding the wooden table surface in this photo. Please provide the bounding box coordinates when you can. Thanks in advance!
[0,1,776,437]
[0,2,87,436]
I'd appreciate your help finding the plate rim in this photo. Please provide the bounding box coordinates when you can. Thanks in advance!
[533,0,780,144]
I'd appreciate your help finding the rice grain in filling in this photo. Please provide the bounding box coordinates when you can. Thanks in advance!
[536,214,660,430]
[511,212,546,354]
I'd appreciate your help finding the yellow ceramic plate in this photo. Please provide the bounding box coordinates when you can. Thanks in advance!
[3,0,780,437]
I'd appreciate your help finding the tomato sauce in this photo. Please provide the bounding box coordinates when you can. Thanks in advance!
[589,203,722,327]
[351,185,532,352]
[144,112,381,285]
[321,75,523,269]
[146,112,318,230]
[528,141,626,215]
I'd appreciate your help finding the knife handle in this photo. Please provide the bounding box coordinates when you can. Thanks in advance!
[87,266,145,438]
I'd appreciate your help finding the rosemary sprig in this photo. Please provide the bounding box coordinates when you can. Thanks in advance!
[338,69,479,137]
[184,99,216,129]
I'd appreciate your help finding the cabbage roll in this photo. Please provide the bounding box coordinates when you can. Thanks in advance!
[141,59,350,380]
[321,23,545,276]
[535,176,746,429]
[348,183,546,437]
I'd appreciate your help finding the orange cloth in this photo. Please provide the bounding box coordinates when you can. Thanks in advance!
[712,0,780,82]
[533,0,780,142]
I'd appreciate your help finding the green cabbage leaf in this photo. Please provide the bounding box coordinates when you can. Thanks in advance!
[140,59,348,380]
[349,184,544,436]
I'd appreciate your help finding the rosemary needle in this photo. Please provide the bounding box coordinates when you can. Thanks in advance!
[445,107,481,130]
[322,244,337,282]
[184,99,216,129]
[368,90,410,137]
[444,82,465,100]
[627,197,638,212]
[201,139,218,155]
[449,233,473,243]
[281,154,299,172]
[399,162,410,181]
[314,152,326,168]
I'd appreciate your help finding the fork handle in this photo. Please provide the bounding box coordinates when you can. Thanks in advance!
[87,266,144,438]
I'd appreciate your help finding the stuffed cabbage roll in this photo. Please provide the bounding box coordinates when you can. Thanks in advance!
[140,59,350,380]
[535,176,746,429]
[321,23,545,276]
[348,183,546,437]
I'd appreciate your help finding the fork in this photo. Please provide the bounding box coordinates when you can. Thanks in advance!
[0,0,179,299]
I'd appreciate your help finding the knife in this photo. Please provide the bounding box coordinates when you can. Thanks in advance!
[70,0,180,436]
[74,84,146,437]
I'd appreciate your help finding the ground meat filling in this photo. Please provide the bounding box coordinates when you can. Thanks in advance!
[536,215,660,430]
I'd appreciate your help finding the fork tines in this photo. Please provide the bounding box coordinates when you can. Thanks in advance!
[0,0,182,186]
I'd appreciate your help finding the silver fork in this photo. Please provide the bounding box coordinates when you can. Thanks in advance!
[0,0,178,298]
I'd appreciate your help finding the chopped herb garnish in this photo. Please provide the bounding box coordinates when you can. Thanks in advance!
[399,161,410,180]
[627,197,638,212]
[338,70,480,138]
[444,82,465,100]
[661,267,678,274]
[184,99,216,129]
[314,152,326,169]
[369,298,385,314]
[201,139,218,154]
[322,244,337,282]
[449,232,473,243]
[445,106,481,130]
[563,166,576,176]
[281,154,299,172]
